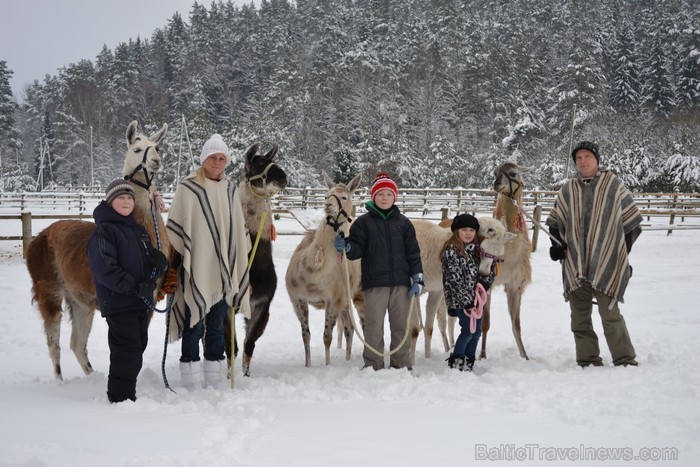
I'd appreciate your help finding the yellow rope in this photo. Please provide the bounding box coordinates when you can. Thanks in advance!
[341,249,416,359]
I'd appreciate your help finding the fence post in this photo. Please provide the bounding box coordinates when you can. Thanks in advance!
[531,205,542,252]
[21,212,33,255]
[667,194,678,236]
[441,207,449,222]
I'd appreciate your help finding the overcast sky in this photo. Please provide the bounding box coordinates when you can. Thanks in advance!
[1,0,255,99]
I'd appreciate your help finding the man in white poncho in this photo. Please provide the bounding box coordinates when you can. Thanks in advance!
[166,134,251,390]
[546,141,642,368]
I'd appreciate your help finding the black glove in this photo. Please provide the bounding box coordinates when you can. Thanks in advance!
[136,280,158,298]
[549,244,566,261]
[149,249,168,276]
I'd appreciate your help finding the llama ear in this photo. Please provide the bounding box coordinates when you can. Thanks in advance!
[150,123,168,143]
[322,170,334,189]
[263,143,279,161]
[244,142,261,166]
[126,120,139,144]
[346,173,362,193]
[520,166,534,174]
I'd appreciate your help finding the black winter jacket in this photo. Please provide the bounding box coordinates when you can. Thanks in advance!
[87,201,160,316]
[346,202,423,290]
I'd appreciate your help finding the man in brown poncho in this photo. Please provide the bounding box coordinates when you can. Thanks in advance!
[547,141,642,368]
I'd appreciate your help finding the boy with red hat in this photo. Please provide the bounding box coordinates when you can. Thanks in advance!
[335,172,424,370]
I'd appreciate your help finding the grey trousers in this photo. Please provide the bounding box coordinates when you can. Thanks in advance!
[568,282,637,366]
[362,286,412,370]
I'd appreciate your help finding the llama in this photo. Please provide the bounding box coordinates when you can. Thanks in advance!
[25,121,169,380]
[411,217,515,360]
[286,172,363,367]
[479,161,533,359]
[223,142,288,377]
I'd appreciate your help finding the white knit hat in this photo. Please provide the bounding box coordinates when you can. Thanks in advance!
[200,134,231,166]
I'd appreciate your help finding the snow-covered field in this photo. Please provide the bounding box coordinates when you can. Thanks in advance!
[0,212,698,467]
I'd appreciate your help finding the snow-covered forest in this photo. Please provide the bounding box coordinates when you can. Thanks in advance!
[0,0,699,192]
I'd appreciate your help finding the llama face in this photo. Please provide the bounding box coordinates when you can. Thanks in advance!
[321,172,362,225]
[493,162,532,197]
[123,120,168,176]
[244,142,288,196]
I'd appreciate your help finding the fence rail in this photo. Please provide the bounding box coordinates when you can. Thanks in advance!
[2,189,699,252]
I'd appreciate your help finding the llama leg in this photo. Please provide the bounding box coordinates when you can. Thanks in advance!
[322,309,336,366]
[292,298,311,367]
[242,299,270,377]
[41,300,64,380]
[336,314,344,349]
[506,287,529,360]
[340,307,353,361]
[479,295,492,359]
[427,292,449,355]
[66,297,95,376]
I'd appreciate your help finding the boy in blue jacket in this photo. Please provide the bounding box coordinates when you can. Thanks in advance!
[335,172,424,370]
[87,179,167,403]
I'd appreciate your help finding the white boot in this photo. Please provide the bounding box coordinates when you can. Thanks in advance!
[203,359,226,390]
[179,360,203,391]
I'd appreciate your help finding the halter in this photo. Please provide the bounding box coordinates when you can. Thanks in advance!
[325,193,352,232]
[246,161,278,199]
[480,250,505,263]
[124,145,158,190]
[501,172,522,200]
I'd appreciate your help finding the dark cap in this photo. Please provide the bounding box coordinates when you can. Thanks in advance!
[451,213,480,232]
[571,140,600,164]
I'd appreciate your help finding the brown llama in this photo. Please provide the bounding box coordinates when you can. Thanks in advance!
[25,121,169,380]
[479,161,533,359]
[285,172,364,367]
[223,143,288,376]
[411,217,516,361]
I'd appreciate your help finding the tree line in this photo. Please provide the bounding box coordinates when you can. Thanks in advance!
[0,0,699,193]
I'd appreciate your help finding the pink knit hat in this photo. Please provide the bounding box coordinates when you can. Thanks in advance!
[370,172,399,202]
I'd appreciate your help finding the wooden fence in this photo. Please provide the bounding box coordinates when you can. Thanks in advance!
[2,189,699,253]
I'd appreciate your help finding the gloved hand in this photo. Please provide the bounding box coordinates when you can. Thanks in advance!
[156,267,179,301]
[408,273,424,297]
[549,244,566,261]
[334,232,350,253]
[136,280,158,299]
[149,249,169,276]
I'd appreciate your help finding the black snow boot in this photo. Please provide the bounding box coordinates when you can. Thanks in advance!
[463,358,475,372]
[446,354,465,370]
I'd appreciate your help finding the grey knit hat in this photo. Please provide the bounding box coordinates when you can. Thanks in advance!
[105,178,135,205]
[571,140,600,164]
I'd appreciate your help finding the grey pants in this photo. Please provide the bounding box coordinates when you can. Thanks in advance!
[362,286,412,370]
[568,282,637,366]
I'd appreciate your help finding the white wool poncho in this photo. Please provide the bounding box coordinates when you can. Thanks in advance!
[166,174,251,341]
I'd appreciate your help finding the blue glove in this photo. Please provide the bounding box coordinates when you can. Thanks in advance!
[334,232,350,253]
[408,273,424,297]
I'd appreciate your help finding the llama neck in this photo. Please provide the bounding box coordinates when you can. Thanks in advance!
[496,193,522,233]
[240,183,272,240]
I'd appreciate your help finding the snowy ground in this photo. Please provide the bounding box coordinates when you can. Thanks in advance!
[0,212,698,467]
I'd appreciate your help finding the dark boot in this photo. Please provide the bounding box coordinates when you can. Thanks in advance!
[463,358,475,372]
[446,354,465,370]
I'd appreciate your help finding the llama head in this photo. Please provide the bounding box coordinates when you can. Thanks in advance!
[493,162,532,198]
[243,142,288,197]
[123,120,168,178]
[321,171,362,229]
[478,217,516,274]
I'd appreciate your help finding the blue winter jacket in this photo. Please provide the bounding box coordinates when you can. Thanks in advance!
[346,202,423,290]
[87,201,158,316]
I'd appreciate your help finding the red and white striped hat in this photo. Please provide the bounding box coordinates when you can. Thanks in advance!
[370,172,399,202]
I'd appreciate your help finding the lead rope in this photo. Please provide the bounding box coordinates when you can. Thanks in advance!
[340,248,416,360]
[144,197,177,392]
